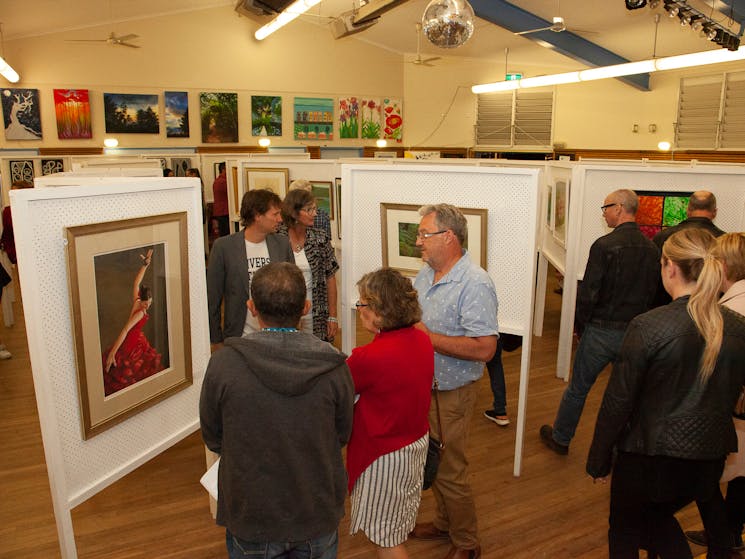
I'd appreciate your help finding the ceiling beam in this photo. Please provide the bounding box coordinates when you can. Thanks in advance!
[701,0,745,34]
[469,0,651,91]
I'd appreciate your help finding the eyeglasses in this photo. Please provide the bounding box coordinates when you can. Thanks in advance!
[416,229,448,240]
[301,205,318,214]
[600,203,618,211]
[354,301,369,309]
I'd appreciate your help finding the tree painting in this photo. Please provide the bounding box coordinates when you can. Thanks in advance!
[251,95,282,136]
[164,91,189,138]
[104,93,160,134]
[398,223,421,258]
[54,89,92,139]
[360,98,381,139]
[200,92,238,143]
[2,88,42,140]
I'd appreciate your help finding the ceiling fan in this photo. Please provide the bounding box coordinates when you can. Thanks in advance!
[410,23,441,67]
[67,32,141,48]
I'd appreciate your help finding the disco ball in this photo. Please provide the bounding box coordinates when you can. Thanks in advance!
[421,0,475,49]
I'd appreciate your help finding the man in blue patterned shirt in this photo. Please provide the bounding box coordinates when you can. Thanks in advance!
[409,204,498,559]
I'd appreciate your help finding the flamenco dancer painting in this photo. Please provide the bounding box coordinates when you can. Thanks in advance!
[98,246,169,396]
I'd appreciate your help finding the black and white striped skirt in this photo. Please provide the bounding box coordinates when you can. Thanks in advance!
[349,433,429,547]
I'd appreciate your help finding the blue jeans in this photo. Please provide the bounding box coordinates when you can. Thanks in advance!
[486,337,506,415]
[226,529,338,559]
[552,323,626,446]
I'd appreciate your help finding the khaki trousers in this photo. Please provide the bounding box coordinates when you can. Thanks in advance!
[429,381,479,550]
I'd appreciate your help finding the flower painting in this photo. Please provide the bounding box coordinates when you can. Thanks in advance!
[164,91,189,138]
[251,95,282,136]
[360,98,381,139]
[104,93,160,134]
[2,88,42,140]
[200,92,239,143]
[294,97,333,141]
[54,89,92,139]
[338,97,359,139]
[382,98,403,143]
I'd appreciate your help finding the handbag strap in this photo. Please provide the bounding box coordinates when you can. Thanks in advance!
[433,378,444,448]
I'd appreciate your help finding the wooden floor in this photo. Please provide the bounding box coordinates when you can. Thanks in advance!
[0,269,738,558]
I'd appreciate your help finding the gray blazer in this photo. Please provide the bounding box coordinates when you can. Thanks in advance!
[207,230,294,343]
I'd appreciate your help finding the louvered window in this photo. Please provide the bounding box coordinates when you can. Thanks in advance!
[476,89,553,149]
[720,71,745,148]
[675,75,722,149]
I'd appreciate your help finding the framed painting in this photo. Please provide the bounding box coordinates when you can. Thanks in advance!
[552,180,567,247]
[382,97,403,143]
[9,159,34,183]
[2,88,42,140]
[41,159,64,176]
[338,97,359,139]
[103,93,160,134]
[310,180,334,220]
[360,97,381,139]
[251,95,282,136]
[545,183,554,231]
[334,177,342,239]
[164,91,189,138]
[65,213,192,439]
[293,97,333,140]
[200,92,238,143]
[380,203,487,275]
[635,190,691,240]
[244,167,289,198]
[54,88,92,139]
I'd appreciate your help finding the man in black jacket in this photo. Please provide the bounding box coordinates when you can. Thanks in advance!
[540,189,660,455]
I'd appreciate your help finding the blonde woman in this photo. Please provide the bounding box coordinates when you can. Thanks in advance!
[587,228,745,558]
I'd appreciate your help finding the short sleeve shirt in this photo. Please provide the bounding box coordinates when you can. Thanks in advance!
[413,251,499,390]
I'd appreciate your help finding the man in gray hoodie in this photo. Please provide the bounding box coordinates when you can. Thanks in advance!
[200,261,354,559]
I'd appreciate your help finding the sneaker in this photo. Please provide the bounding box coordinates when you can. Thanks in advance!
[539,424,569,455]
[484,410,510,426]
[684,530,745,551]
[0,347,11,360]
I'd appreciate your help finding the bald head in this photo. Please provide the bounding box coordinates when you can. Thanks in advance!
[687,190,717,219]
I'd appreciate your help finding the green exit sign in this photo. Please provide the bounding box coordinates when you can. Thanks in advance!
[505,73,523,81]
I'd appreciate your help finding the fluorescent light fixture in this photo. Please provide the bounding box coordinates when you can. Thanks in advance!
[472,47,745,94]
[0,55,19,83]
[255,0,322,40]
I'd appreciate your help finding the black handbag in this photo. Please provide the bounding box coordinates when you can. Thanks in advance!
[423,379,444,490]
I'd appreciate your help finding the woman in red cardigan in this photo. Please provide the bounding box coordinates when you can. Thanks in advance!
[347,268,434,559]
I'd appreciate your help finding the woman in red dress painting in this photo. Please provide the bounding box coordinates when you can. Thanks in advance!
[102,248,164,396]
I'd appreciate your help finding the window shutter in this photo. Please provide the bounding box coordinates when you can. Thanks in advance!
[476,89,553,148]
[514,90,553,147]
[720,70,745,148]
[675,75,722,149]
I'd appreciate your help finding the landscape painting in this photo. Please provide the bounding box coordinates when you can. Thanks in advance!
[104,93,160,134]
[200,92,238,143]
[2,88,42,140]
[54,88,92,139]
[164,91,189,138]
[251,95,282,136]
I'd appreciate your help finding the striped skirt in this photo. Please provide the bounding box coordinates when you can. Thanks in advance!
[349,433,429,547]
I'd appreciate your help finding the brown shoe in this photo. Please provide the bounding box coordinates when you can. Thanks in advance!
[409,522,449,540]
[444,545,481,559]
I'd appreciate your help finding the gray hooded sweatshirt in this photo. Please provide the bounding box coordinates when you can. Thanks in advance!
[199,331,354,542]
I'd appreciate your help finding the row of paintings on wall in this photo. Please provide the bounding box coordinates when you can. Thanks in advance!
[2,88,404,144]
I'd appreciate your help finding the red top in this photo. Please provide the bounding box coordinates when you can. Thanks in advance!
[346,326,434,492]
[212,173,228,217]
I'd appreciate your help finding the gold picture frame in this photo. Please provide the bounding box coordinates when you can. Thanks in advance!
[380,203,488,275]
[244,167,289,198]
[65,212,192,439]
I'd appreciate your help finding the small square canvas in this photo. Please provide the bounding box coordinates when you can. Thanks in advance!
[164,91,189,138]
[251,96,282,136]
[2,88,42,140]
[54,89,92,139]
[41,159,64,175]
[9,159,34,183]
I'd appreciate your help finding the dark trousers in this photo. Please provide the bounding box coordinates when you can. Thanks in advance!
[609,452,728,559]
[214,215,230,238]
[697,475,745,548]
[486,337,506,415]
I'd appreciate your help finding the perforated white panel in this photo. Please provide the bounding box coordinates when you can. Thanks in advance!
[12,178,209,508]
[343,165,540,334]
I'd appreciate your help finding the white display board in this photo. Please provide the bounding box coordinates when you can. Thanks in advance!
[11,177,210,559]
[340,164,540,475]
[556,163,745,380]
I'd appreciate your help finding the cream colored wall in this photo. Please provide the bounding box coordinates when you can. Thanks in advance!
[0,5,403,150]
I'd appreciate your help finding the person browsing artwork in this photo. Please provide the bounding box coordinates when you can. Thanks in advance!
[346,268,434,559]
[277,188,339,341]
[101,248,164,396]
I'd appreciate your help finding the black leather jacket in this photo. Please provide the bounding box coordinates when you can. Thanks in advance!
[587,297,745,478]
[576,222,660,334]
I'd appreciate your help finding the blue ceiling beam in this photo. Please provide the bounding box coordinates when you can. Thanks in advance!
[469,0,651,91]
[702,0,745,34]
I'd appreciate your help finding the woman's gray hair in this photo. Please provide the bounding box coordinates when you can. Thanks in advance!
[418,204,468,245]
